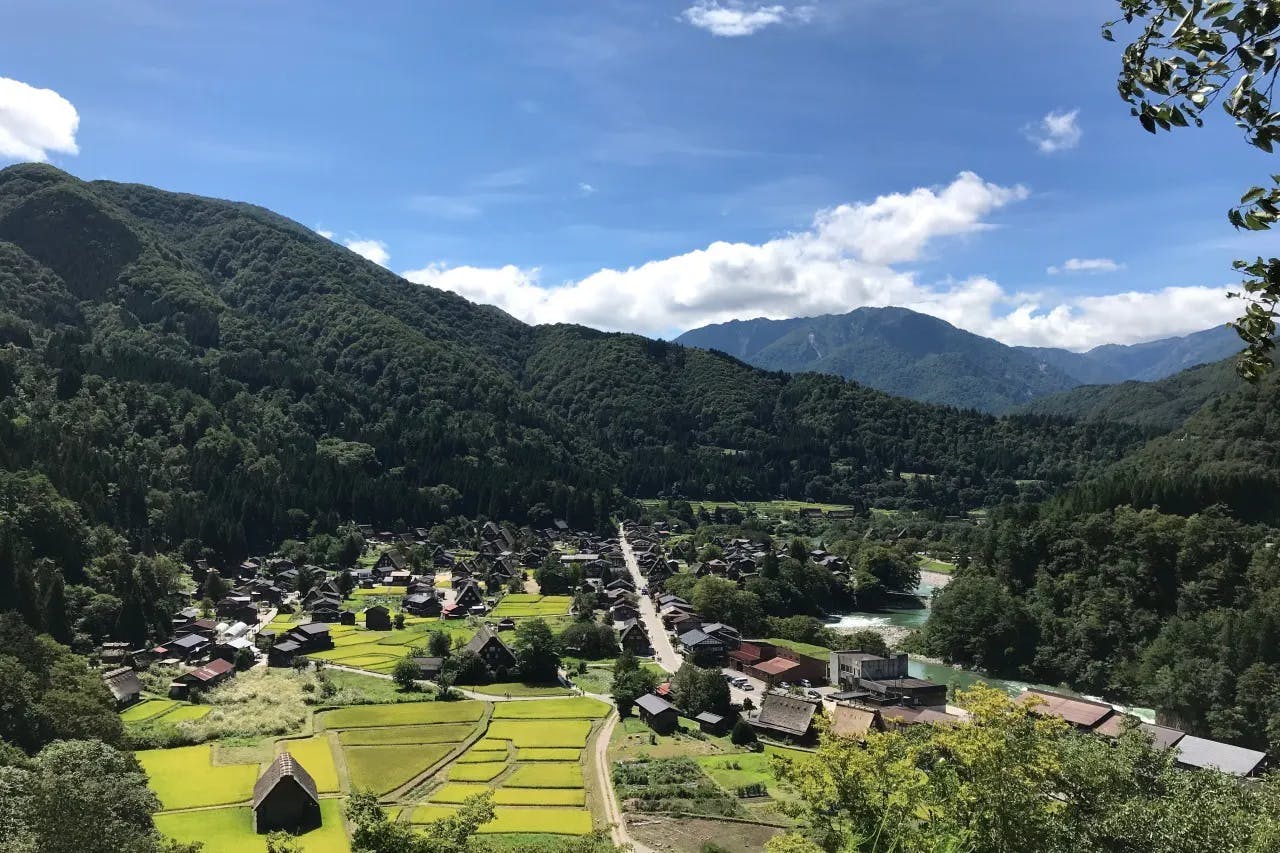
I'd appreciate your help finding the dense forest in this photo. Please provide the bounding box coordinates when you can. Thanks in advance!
[0,163,1153,631]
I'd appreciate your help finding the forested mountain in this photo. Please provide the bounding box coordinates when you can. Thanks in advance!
[1017,358,1242,432]
[674,307,1081,412]
[675,307,1238,412]
[0,163,1148,577]
[1057,366,1280,524]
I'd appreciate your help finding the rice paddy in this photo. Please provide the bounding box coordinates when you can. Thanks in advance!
[320,700,485,729]
[345,743,453,794]
[135,744,258,810]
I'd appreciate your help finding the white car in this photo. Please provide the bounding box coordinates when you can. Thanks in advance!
[741,684,754,691]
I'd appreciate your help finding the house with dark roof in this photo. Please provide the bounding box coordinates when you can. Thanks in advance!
[253,752,321,833]
[695,710,728,735]
[464,626,516,673]
[453,580,485,611]
[374,549,408,574]
[635,692,678,734]
[102,666,142,709]
[411,657,445,680]
[171,657,235,697]
[752,693,820,743]
[618,620,651,655]
[678,629,726,665]
[157,632,210,661]
[363,604,391,631]
[403,591,441,617]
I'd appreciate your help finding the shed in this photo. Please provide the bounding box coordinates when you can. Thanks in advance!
[635,692,678,734]
[364,604,391,631]
[695,710,728,735]
[253,752,321,833]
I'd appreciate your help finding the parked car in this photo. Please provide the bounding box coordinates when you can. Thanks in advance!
[779,681,792,690]
[807,689,822,699]
[799,679,812,688]
[742,684,754,691]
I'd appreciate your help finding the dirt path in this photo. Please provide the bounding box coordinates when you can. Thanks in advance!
[594,710,655,853]
[619,525,681,674]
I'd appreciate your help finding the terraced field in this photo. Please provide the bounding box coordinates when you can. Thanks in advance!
[488,594,573,619]
[411,696,607,838]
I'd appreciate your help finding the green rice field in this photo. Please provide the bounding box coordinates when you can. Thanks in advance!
[136,744,258,810]
[490,697,608,719]
[517,748,581,761]
[278,735,340,792]
[344,743,453,794]
[337,723,477,746]
[488,594,573,619]
[320,701,485,729]
[447,761,507,782]
[485,720,593,748]
[155,799,350,853]
[504,762,583,788]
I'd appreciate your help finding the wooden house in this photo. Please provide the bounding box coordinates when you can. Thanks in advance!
[253,753,321,833]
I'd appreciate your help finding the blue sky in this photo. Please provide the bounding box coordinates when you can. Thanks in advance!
[2,0,1274,348]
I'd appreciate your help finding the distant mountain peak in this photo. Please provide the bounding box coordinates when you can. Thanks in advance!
[675,307,1240,413]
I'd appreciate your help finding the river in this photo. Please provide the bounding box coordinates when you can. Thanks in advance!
[825,575,1155,721]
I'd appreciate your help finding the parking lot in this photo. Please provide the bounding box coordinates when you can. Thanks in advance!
[719,666,841,708]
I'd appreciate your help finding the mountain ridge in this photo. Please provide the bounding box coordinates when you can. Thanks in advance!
[675,308,1241,412]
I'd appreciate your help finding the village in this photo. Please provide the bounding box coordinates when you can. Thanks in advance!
[87,508,1269,853]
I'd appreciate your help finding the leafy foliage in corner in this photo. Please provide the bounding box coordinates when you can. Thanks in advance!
[1106,0,1280,376]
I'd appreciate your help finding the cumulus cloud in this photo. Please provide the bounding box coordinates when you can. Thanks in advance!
[1047,257,1123,275]
[681,1,813,37]
[317,227,390,267]
[401,171,1239,350]
[344,238,390,267]
[578,182,596,195]
[1025,109,1081,154]
[0,77,79,163]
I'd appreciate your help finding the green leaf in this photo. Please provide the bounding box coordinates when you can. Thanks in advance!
[1242,187,1267,204]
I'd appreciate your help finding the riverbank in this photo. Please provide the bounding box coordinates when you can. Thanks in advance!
[920,569,952,589]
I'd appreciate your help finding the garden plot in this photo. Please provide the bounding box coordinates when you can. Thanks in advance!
[320,700,484,729]
[136,744,258,810]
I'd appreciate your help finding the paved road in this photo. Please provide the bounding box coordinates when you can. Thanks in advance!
[619,525,681,674]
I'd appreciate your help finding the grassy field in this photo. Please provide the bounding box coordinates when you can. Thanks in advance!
[918,556,955,574]
[517,748,581,761]
[489,594,573,619]
[136,744,258,810]
[505,763,583,788]
[447,760,507,782]
[761,637,833,660]
[320,701,485,729]
[155,799,350,853]
[337,723,476,746]
[486,720,593,748]
[490,697,608,719]
[278,735,340,793]
[345,743,452,793]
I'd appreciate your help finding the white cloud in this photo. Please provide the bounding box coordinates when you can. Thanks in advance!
[316,228,335,240]
[578,182,596,195]
[0,77,79,163]
[1025,109,1081,154]
[681,1,813,37]
[1047,257,1123,275]
[344,238,390,267]
[401,171,1240,350]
